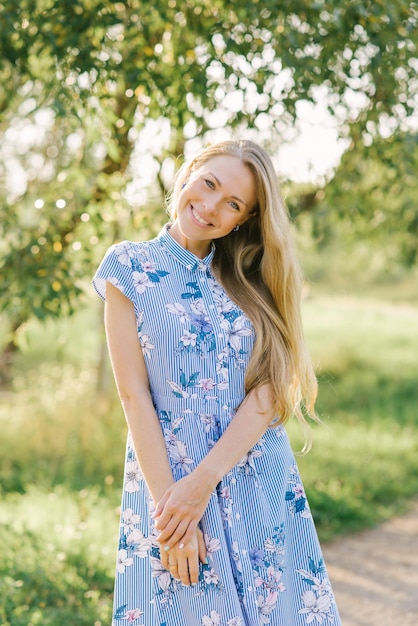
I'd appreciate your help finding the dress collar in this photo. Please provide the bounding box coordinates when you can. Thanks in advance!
[158,224,215,271]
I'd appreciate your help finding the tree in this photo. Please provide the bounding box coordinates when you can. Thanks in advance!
[0,0,416,357]
[302,129,418,268]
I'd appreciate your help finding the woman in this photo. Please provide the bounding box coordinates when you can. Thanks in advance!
[93,139,341,625]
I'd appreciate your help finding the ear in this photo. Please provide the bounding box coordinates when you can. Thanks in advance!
[239,210,257,225]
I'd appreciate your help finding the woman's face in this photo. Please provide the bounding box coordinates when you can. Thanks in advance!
[170,154,257,258]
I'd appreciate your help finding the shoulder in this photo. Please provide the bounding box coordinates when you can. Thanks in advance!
[93,237,162,303]
[107,238,161,264]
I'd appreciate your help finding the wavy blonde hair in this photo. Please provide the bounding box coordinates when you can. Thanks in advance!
[169,139,319,450]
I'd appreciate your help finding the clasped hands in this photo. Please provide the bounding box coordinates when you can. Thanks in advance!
[153,473,212,586]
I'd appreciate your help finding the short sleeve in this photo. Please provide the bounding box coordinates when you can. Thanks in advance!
[92,241,137,305]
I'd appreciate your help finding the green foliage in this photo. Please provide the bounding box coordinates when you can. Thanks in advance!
[287,130,418,272]
[2,0,416,124]
[316,131,418,267]
[0,0,417,341]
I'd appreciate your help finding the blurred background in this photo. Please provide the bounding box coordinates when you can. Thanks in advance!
[0,1,417,624]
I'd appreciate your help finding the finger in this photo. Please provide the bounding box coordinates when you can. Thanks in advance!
[188,554,199,585]
[197,531,207,564]
[176,557,191,587]
[152,493,168,519]
[168,563,180,580]
[172,519,198,549]
[160,548,169,570]
[157,518,189,546]
[154,509,173,531]
[155,514,177,539]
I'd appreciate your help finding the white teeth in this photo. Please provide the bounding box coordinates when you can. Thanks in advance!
[192,207,210,225]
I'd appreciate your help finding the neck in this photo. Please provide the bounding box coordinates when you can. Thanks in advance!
[168,222,212,259]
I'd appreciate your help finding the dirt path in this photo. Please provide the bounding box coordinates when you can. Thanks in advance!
[322,500,418,625]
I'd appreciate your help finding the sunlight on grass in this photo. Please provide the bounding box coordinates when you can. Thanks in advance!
[303,295,418,376]
[291,293,418,540]
[0,486,118,626]
[0,358,126,492]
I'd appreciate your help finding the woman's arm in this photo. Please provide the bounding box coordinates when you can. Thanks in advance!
[104,281,175,503]
[105,282,207,584]
[154,384,276,546]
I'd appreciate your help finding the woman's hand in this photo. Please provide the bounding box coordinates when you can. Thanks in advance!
[159,527,207,586]
[153,472,213,549]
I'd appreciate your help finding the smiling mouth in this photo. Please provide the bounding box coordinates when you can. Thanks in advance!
[191,206,212,226]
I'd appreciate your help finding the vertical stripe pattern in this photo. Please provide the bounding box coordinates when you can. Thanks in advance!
[93,225,341,626]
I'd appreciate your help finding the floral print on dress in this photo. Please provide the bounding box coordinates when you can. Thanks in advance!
[113,496,152,622]
[201,611,245,626]
[113,242,136,267]
[237,445,263,476]
[124,459,143,493]
[137,311,155,359]
[285,464,312,518]
[161,412,195,477]
[117,507,152,568]
[297,558,336,624]
[151,553,181,605]
[250,537,286,624]
[167,296,216,357]
[161,269,253,402]
[191,534,224,598]
[113,242,170,291]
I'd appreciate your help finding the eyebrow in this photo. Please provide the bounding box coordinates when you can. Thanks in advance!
[209,171,248,207]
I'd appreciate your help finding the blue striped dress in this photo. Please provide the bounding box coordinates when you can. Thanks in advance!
[93,225,341,626]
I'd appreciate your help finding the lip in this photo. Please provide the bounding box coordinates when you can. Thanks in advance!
[190,204,212,227]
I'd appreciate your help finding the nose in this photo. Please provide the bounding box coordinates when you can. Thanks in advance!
[203,194,219,214]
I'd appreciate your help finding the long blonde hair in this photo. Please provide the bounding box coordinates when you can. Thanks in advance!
[169,139,319,450]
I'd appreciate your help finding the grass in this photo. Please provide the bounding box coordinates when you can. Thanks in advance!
[292,293,418,539]
[0,486,117,626]
[0,283,417,623]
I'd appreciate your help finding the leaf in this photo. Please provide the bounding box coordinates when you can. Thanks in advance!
[285,491,295,501]
[188,371,199,385]
[114,604,128,618]
[295,497,306,513]
[147,272,161,283]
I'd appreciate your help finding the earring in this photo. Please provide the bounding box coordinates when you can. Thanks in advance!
[233,224,240,232]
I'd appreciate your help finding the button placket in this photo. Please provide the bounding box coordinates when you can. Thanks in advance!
[197,270,230,396]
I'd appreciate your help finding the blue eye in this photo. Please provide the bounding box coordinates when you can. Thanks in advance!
[205,179,215,189]
[229,201,240,211]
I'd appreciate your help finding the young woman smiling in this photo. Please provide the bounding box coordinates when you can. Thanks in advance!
[93,139,341,626]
